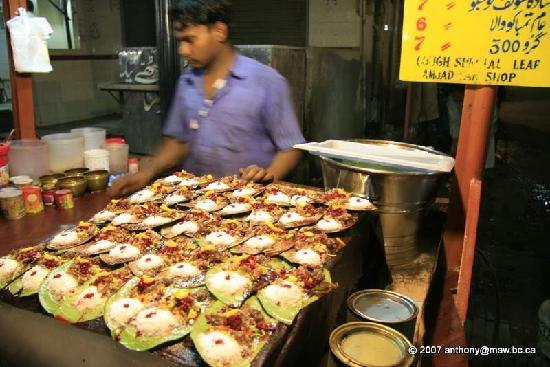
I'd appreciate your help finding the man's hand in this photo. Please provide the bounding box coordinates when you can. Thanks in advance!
[107,171,153,198]
[240,149,302,183]
[239,165,275,183]
[107,137,189,198]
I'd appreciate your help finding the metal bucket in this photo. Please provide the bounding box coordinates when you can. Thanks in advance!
[329,322,415,367]
[347,289,419,342]
[320,140,449,267]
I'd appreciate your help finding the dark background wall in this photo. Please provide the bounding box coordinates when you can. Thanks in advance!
[120,0,307,47]
[121,0,157,47]
[231,0,307,46]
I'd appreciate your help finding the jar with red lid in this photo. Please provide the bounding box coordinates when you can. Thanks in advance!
[55,189,74,210]
[42,189,56,206]
[0,144,9,187]
[128,158,139,174]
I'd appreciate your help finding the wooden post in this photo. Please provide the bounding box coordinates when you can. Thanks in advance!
[2,0,36,139]
[456,178,482,324]
[443,85,496,270]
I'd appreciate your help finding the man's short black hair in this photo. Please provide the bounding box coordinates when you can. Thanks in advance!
[170,0,232,30]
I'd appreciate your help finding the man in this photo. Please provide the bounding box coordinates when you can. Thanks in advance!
[108,0,305,197]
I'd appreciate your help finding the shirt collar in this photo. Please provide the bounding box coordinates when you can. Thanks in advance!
[230,53,248,80]
[183,52,248,85]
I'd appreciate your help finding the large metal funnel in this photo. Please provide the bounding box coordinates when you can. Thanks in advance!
[320,140,449,268]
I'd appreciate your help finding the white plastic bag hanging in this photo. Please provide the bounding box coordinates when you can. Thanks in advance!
[6,8,53,73]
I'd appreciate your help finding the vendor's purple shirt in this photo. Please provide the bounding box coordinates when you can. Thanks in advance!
[163,53,305,178]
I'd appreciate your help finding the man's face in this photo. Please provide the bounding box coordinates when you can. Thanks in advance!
[174,22,225,68]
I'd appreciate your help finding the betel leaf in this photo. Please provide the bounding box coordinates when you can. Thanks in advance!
[12,265,54,297]
[7,277,22,296]
[0,259,25,289]
[104,277,141,334]
[38,260,75,316]
[257,269,332,325]
[118,321,192,352]
[205,267,253,308]
[117,286,210,351]
[56,284,107,323]
[191,297,273,367]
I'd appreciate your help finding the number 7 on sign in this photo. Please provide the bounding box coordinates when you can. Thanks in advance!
[415,36,425,51]
[418,0,428,10]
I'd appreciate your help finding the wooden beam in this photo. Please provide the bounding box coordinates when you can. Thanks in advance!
[2,0,36,139]
[443,85,496,270]
[430,87,495,367]
[456,178,482,324]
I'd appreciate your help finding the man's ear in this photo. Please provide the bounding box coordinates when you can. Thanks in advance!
[212,21,229,43]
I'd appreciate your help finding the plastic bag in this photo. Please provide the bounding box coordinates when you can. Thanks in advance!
[6,8,53,73]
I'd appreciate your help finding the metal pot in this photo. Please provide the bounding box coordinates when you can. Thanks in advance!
[320,140,449,267]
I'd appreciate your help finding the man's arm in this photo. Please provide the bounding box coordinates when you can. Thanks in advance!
[241,72,305,183]
[107,137,188,197]
[240,149,302,182]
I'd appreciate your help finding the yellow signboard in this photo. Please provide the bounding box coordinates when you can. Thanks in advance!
[400,0,550,87]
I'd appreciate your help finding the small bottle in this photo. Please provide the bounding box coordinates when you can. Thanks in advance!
[128,158,139,175]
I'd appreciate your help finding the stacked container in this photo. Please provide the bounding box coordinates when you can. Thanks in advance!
[71,127,106,150]
[103,138,129,174]
[8,140,49,179]
[42,133,84,173]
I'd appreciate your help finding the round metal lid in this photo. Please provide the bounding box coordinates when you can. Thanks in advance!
[347,290,419,324]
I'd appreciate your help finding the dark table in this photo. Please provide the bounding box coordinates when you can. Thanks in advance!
[0,191,371,367]
[0,191,110,253]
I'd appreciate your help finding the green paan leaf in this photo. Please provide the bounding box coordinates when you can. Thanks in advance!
[8,277,22,296]
[104,277,141,335]
[205,268,253,307]
[0,259,25,289]
[38,260,76,316]
[257,269,331,325]
[191,298,272,367]
[56,284,107,323]
[118,322,192,352]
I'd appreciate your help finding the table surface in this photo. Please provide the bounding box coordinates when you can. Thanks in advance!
[0,188,368,367]
[0,191,111,255]
[0,188,442,367]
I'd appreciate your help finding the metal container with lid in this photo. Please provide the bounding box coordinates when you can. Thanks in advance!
[330,322,415,367]
[320,139,449,268]
[347,290,418,341]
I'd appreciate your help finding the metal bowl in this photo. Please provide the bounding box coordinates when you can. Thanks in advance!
[57,176,88,197]
[39,173,66,188]
[64,167,90,177]
[84,170,109,192]
[329,322,414,367]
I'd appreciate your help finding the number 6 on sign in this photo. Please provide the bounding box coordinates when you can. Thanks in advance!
[416,17,427,31]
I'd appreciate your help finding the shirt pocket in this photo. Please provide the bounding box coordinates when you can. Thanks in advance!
[218,108,263,151]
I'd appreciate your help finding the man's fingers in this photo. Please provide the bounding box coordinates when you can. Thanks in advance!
[262,171,275,183]
[242,165,261,181]
[108,176,131,198]
[251,169,267,182]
